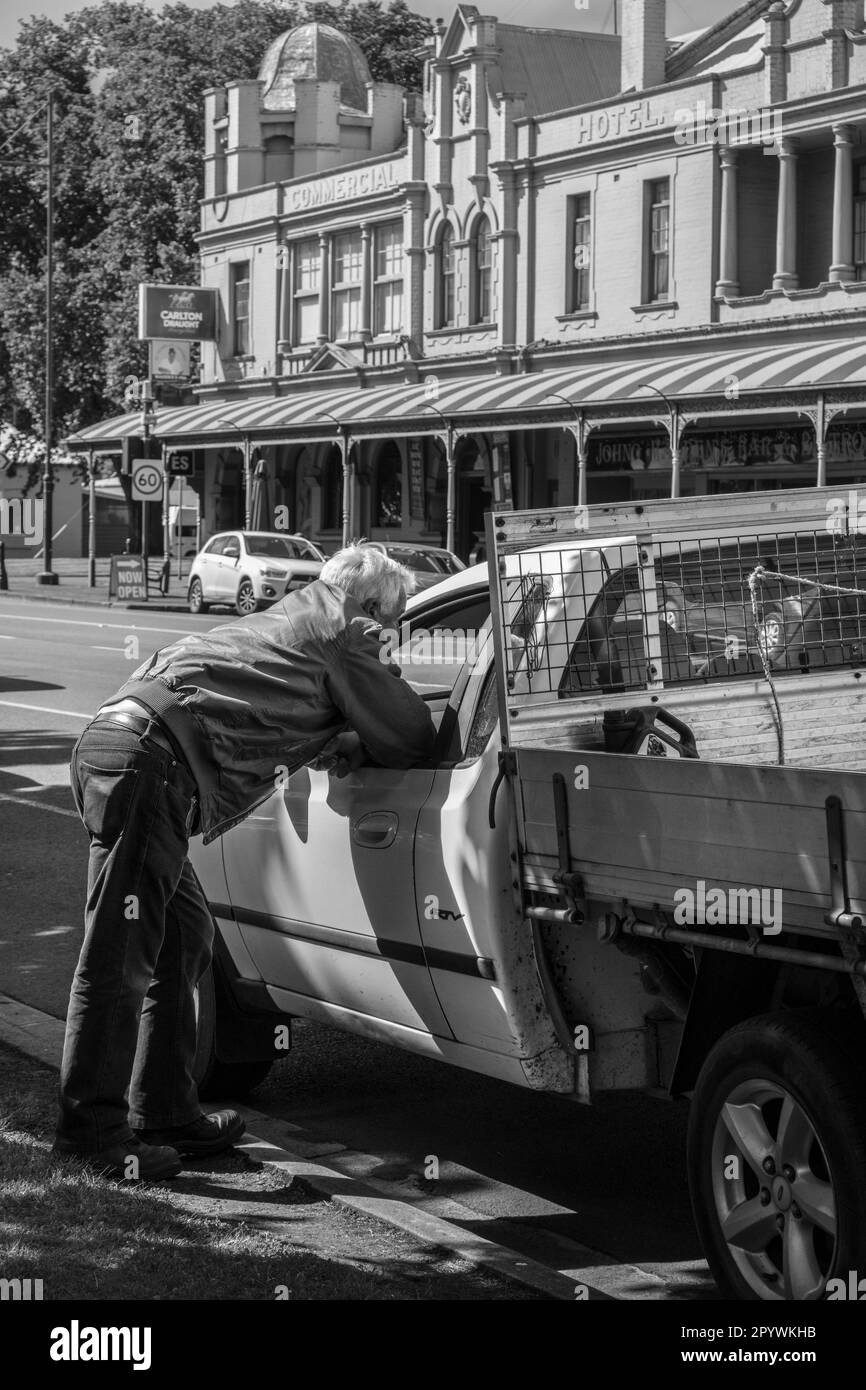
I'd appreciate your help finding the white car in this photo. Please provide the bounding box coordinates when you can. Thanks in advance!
[187,531,326,616]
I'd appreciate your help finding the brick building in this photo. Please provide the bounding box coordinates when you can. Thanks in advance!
[69,0,866,561]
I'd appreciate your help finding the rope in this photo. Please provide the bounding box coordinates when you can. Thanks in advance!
[746,564,866,767]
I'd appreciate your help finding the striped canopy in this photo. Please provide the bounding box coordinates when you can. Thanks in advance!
[65,335,866,451]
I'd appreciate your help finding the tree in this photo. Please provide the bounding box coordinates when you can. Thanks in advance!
[0,0,430,446]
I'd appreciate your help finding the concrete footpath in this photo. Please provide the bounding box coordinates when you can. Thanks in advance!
[0,557,191,612]
[0,993,588,1301]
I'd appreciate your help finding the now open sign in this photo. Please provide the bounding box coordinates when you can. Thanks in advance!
[109,555,147,602]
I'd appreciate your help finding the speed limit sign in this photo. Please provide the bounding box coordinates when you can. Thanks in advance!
[132,457,163,502]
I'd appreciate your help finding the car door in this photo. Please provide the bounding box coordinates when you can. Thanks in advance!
[214,534,241,601]
[196,535,226,600]
[218,585,492,1038]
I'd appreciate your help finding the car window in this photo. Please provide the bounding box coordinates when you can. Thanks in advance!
[203,536,226,556]
[222,537,241,560]
[386,547,441,573]
[389,592,492,696]
[465,668,499,759]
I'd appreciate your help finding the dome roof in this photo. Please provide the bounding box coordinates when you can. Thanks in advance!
[259,21,372,113]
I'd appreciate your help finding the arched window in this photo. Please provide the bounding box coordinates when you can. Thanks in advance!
[438,224,455,328]
[374,440,403,529]
[320,445,343,533]
[471,216,493,324]
[264,135,294,184]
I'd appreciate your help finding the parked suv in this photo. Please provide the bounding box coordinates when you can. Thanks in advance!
[187,531,325,615]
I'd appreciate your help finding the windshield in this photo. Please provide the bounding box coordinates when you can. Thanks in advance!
[245,535,318,561]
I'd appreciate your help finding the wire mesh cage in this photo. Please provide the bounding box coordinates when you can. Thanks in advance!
[495,528,866,704]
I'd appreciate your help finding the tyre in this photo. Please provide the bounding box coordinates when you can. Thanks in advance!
[187,577,209,614]
[235,578,258,617]
[192,963,274,1100]
[688,1012,866,1301]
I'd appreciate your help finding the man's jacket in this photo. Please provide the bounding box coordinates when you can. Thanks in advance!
[114,580,436,844]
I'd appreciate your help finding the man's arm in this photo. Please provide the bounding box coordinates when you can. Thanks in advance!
[324,619,435,768]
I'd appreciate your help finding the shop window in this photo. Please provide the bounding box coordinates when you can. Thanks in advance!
[230,261,250,356]
[644,178,670,303]
[264,135,294,184]
[568,194,592,312]
[293,238,320,346]
[213,127,228,197]
[855,163,866,281]
[374,440,403,528]
[438,225,456,328]
[471,216,493,324]
[374,222,404,335]
[332,230,363,340]
[320,445,343,532]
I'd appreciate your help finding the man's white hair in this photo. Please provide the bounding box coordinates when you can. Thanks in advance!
[320,543,415,613]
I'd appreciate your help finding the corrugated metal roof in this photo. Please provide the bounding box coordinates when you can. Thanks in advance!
[494,27,622,116]
[65,337,866,451]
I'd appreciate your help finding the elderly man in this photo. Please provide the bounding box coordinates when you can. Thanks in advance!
[55,544,434,1180]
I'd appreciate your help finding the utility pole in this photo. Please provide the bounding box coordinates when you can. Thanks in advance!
[37,89,57,585]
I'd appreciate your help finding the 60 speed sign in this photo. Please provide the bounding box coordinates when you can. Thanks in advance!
[132,457,164,502]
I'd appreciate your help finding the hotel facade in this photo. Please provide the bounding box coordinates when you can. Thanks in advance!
[70,0,866,560]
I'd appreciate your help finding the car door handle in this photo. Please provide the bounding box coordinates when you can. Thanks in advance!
[352,811,398,848]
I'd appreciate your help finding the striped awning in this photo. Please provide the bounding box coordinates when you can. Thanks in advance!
[65,336,866,451]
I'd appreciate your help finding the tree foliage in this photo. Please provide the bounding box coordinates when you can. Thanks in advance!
[0,0,430,446]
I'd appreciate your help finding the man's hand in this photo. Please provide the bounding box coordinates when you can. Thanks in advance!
[309,731,367,778]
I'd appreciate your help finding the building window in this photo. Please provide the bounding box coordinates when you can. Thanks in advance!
[645,178,670,303]
[230,261,250,355]
[471,216,493,324]
[374,440,403,528]
[438,225,455,328]
[373,222,404,336]
[263,134,294,184]
[293,238,320,346]
[855,164,866,281]
[332,230,363,341]
[213,126,228,197]
[568,194,592,312]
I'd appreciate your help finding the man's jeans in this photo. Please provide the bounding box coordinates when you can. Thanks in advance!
[57,717,213,1154]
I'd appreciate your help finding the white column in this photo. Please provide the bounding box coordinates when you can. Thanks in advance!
[317,232,330,345]
[715,148,740,298]
[773,137,799,292]
[359,223,373,342]
[830,123,855,284]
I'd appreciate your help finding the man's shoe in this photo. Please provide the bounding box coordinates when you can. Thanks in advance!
[135,1109,246,1158]
[53,1136,181,1182]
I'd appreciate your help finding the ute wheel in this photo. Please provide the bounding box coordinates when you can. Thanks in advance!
[235,578,259,617]
[193,963,274,1099]
[688,1012,866,1301]
[187,578,209,614]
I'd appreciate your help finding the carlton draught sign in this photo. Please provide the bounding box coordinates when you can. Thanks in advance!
[138,284,218,342]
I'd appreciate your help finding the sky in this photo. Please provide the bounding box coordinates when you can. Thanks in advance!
[0,0,751,57]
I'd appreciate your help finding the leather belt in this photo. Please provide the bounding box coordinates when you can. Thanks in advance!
[91,699,178,759]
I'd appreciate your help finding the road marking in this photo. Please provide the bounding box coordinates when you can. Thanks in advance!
[0,699,90,719]
[0,792,78,818]
[0,635,13,640]
[0,611,190,636]
[91,645,126,653]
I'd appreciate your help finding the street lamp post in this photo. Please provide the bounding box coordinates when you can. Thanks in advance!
[636,384,682,498]
[216,419,252,530]
[37,90,58,585]
[542,392,591,507]
[315,411,353,547]
[421,404,457,555]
